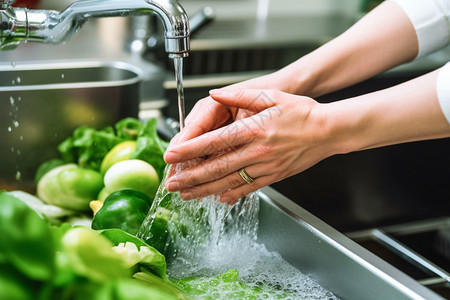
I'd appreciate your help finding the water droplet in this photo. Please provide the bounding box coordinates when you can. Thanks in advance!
[17,149,21,155]
[15,171,21,181]
[16,76,21,84]
[61,73,65,79]
[10,147,14,152]
[11,79,15,85]
[19,135,24,141]
[7,126,12,132]
[13,120,19,127]
[18,96,21,101]
[10,96,14,105]
[10,61,16,67]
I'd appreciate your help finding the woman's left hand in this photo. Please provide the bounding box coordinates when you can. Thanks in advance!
[164,88,337,205]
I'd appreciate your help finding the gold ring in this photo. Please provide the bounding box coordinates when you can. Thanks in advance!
[239,168,254,184]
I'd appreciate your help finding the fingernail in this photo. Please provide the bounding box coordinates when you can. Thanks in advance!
[166,180,180,192]
[209,89,229,97]
[164,151,179,163]
[209,89,221,95]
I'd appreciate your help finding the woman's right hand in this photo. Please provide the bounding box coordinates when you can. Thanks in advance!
[167,70,293,150]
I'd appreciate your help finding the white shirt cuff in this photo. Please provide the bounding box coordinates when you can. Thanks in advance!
[437,62,450,124]
[391,0,450,58]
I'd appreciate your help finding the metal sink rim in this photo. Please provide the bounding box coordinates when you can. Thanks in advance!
[0,60,143,91]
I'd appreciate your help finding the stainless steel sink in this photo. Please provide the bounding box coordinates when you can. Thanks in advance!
[0,18,168,191]
[0,60,142,191]
[258,186,444,300]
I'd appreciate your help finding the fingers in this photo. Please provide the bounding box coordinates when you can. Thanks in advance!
[209,89,278,113]
[164,117,260,164]
[165,97,232,150]
[174,164,261,200]
[165,143,260,191]
[165,89,281,164]
[219,175,274,205]
[168,163,272,206]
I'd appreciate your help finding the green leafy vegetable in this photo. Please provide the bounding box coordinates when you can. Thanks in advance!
[58,125,122,171]
[55,117,168,175]
[0,190,55,281]
[131,118,169,180]
[0,191,189,300]
[115,117,144,140]
[134,272,189,300]
[173,269,293,299]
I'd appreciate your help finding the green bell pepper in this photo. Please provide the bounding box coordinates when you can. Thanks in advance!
[91,189,152,235]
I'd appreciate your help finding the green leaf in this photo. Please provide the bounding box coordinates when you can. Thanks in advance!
[115,117,144,140]
[133,272,189,300]
[0,263,34,300]
[58,126,122,171]
[0,191,55,281]
[131,118,168,180]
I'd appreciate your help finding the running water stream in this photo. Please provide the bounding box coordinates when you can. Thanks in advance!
[173,56,186,130]
[137,56,339,299]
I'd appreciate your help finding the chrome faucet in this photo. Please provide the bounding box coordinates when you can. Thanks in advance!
[0,0,190,57]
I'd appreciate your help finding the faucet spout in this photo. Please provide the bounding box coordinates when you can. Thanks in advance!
[0,0,190,56]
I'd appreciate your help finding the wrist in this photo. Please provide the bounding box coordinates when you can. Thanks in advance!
[317,98,369,156]
[273,57,319,97]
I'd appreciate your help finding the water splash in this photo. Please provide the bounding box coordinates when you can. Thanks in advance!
[138,161,339,299]
[7,95,23,182]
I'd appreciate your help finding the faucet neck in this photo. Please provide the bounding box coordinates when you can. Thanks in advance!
[61,0,190,54]
[0,0,190,55]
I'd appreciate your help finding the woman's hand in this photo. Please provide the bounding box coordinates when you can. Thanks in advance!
[164,89,337,205]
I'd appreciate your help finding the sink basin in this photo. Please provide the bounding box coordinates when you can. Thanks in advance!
[257,186,443,299]
[0,60,142,191]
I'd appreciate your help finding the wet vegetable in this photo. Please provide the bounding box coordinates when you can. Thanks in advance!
[0,190,187,300]
[100,140,137,175]
[92,189,152,235]
[37,163,103,211]
[130,118,169,180]
[104,159,160,200]
[142,207,173,254]
[55,117,168,177]
[58,125,122,171]
[7,190,75,222]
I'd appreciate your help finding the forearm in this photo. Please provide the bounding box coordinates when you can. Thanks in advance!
[275,0,418,97]
[325,68,450,155]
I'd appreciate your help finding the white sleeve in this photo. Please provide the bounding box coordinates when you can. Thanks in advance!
[391,0,450,58]
[437,62,450,124]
